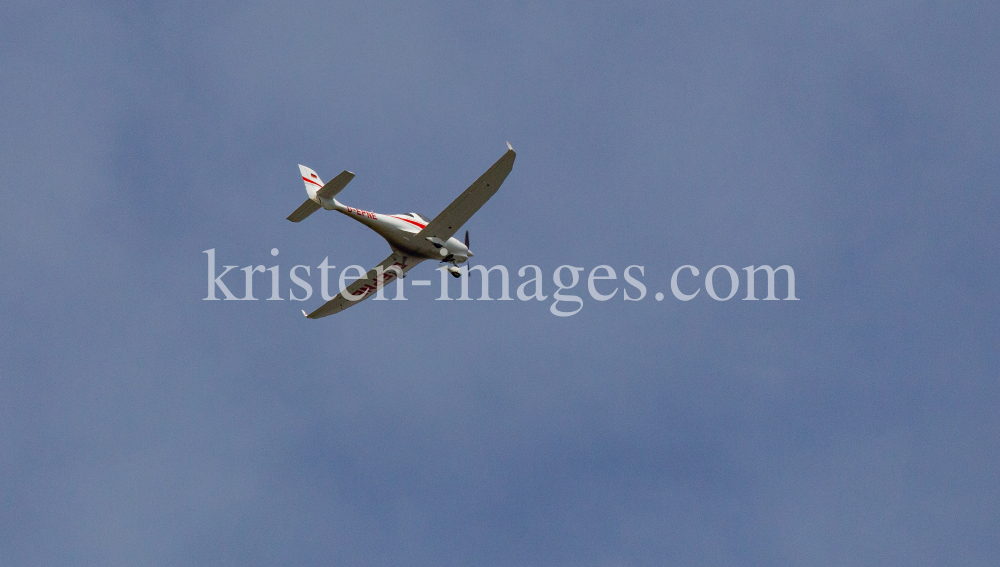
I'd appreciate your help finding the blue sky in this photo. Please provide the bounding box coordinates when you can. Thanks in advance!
[2,1,998,565]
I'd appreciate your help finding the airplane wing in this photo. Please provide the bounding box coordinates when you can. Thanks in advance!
[415,144,516,243]
[303,252,423,319]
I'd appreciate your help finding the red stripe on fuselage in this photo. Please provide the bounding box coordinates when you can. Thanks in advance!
[389,215,427,229]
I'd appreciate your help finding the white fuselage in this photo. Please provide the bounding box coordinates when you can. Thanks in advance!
[318,196,471,264]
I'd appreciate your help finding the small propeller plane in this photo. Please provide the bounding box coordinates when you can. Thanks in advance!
[288,143,516,318]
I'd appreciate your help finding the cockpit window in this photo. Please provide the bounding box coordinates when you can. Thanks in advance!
[410,213,430,222]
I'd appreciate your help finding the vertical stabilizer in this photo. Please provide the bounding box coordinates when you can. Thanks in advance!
[299,165,324,200]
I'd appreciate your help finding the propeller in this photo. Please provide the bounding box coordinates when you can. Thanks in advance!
[465,230,473,277]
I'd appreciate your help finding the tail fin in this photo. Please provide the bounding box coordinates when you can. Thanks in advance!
[287,165,324,222]
[288,165,355,222]
[299,165,325,200]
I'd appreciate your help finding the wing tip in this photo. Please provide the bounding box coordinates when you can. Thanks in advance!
[506,141,513,151]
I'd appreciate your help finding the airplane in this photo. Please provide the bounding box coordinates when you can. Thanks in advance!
[288,143,516,318]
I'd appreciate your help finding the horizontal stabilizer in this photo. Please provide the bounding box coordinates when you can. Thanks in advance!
[318,170,355,199]
[287,199,321,222]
